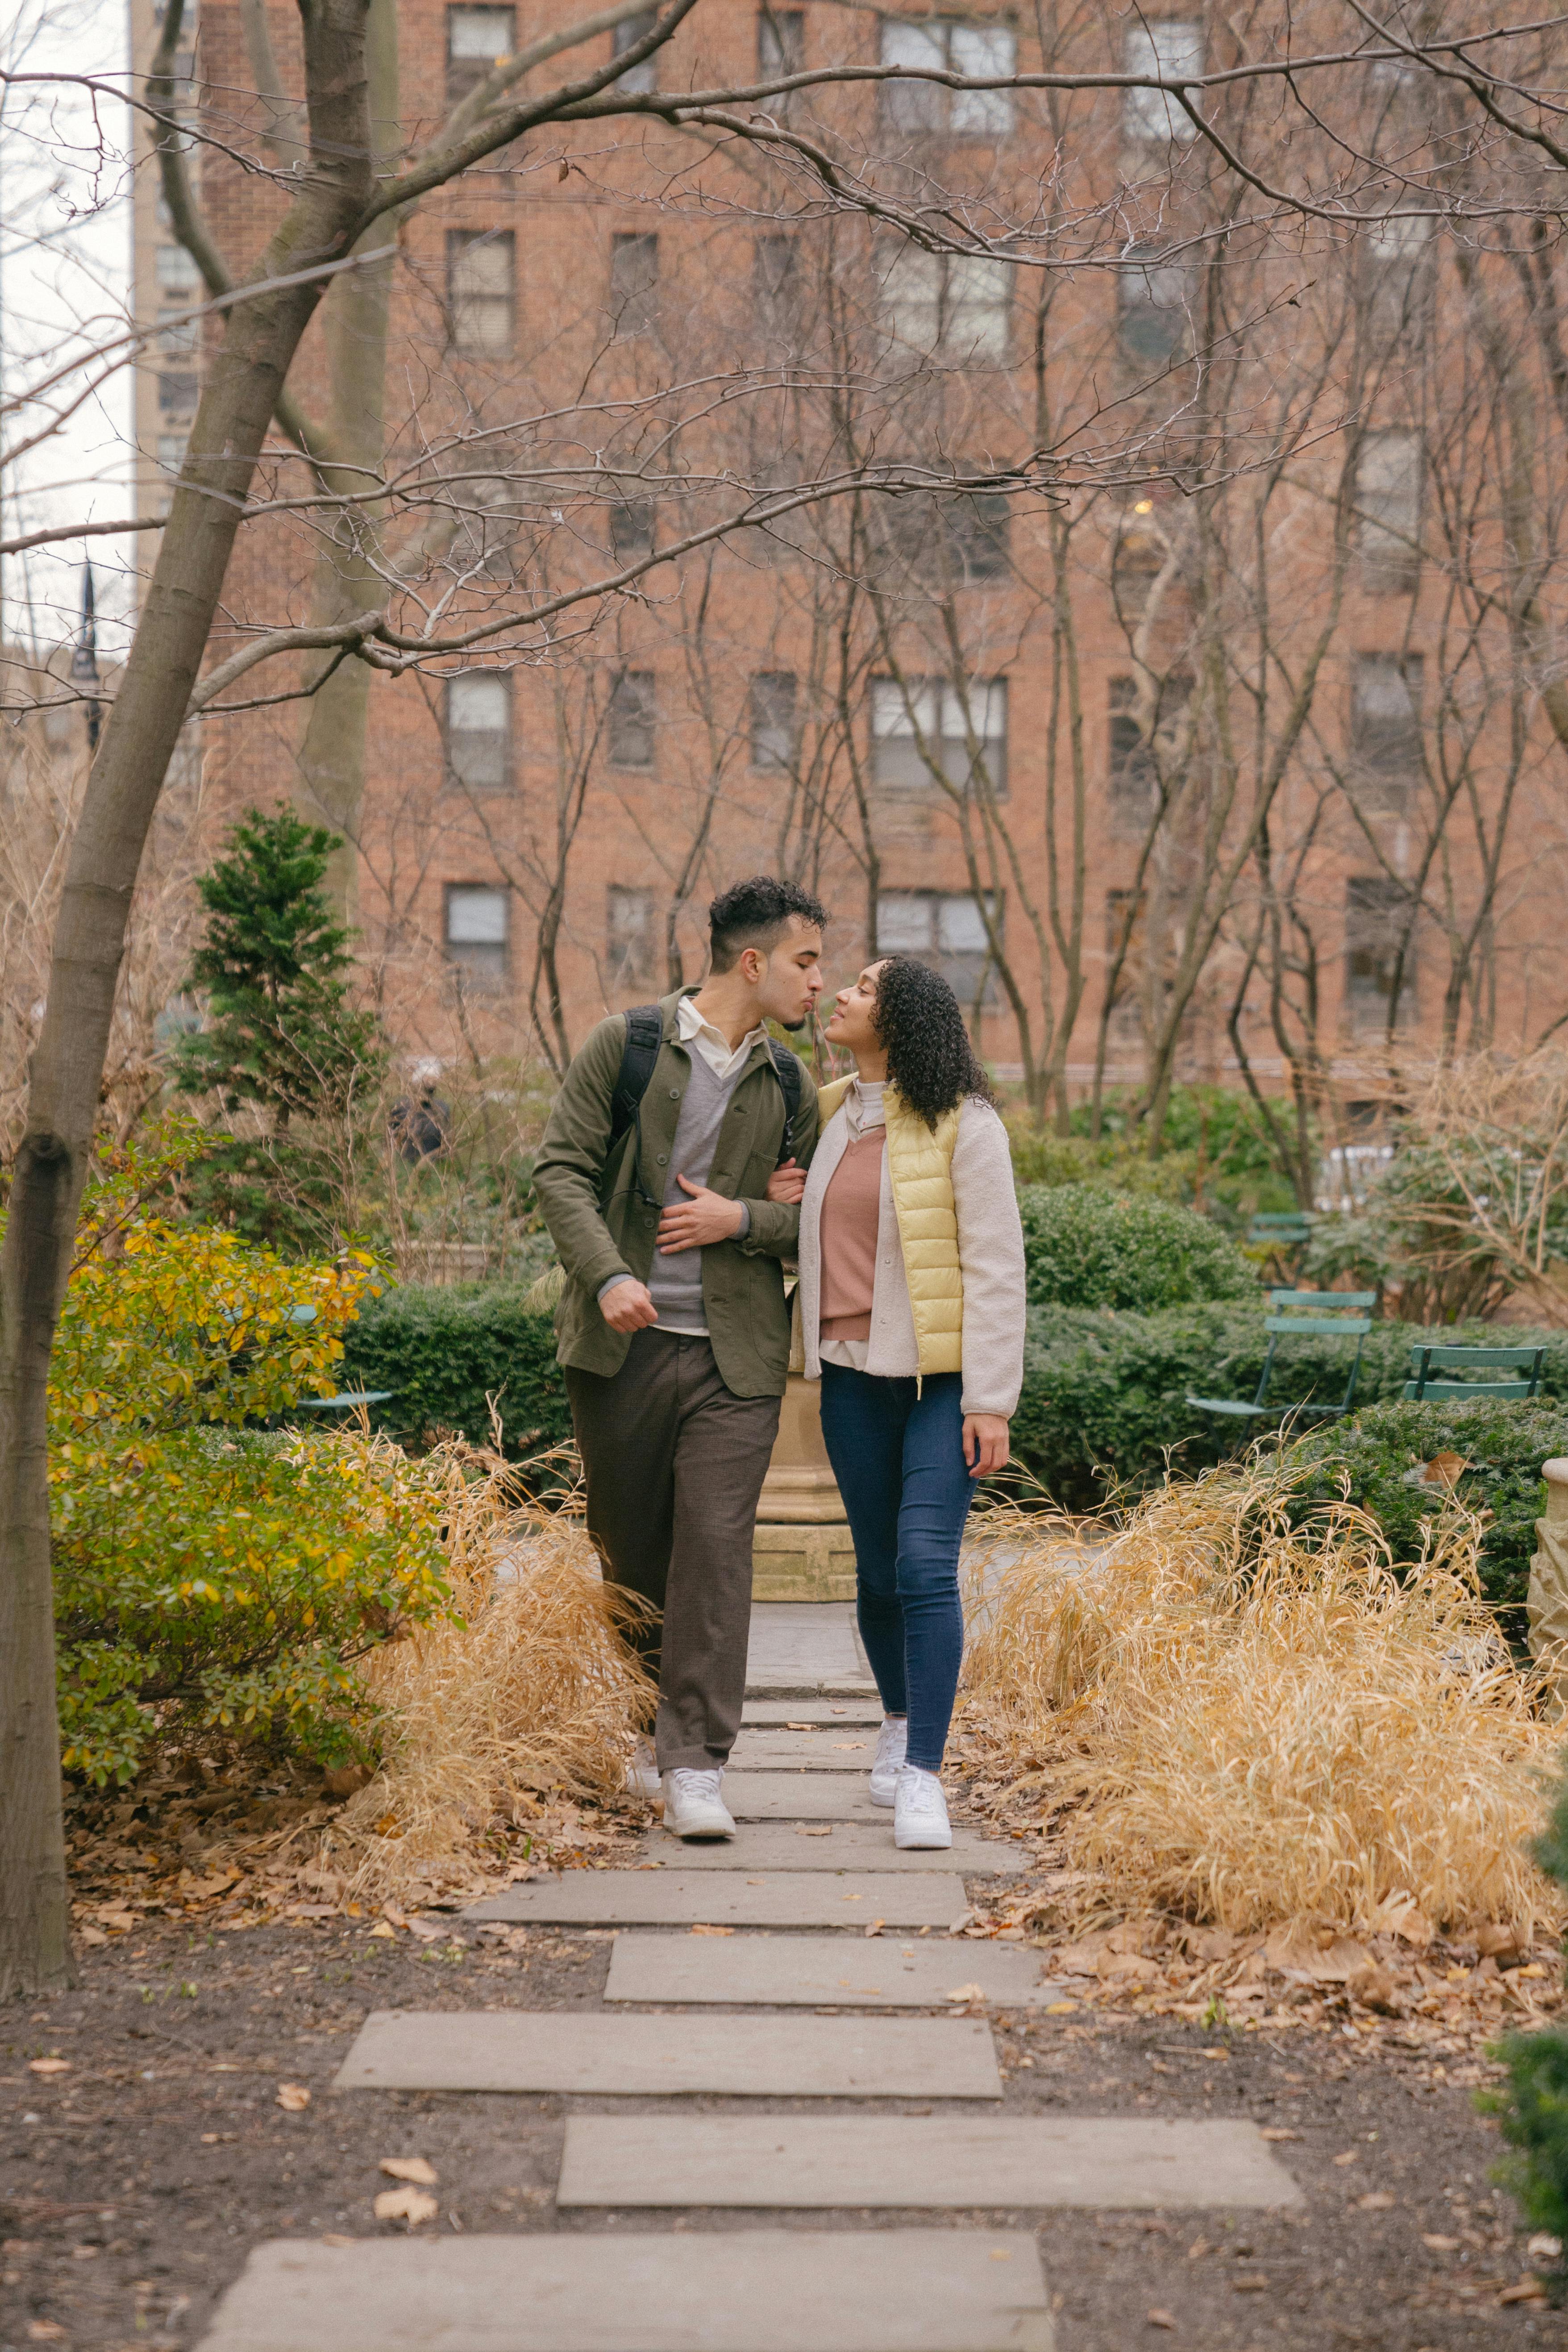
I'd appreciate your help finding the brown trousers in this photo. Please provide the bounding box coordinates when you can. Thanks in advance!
[565,1329,781,1771]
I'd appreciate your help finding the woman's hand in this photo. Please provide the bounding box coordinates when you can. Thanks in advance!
[766,1156,807,1205]
[962,1413,1010,1479]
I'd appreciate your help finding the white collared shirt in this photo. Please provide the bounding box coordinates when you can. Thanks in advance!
[678,992,768,1082]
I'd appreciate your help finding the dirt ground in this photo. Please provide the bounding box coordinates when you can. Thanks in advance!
[3,1911,1564,2352]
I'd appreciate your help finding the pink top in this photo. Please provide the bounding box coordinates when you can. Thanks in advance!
[818,1128,886,1343]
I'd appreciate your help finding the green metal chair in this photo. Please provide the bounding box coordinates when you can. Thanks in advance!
[1403,1344,1544,1403]
[275,1300,392,1418]
[1187,1289,1378,1425]
[1246,1210,1315,1249]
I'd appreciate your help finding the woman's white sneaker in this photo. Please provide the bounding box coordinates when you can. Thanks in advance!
[869,1715,908,1806]
[893,1765,952,1850]
[661,1767,736,1840]
[625,1735,661,1800]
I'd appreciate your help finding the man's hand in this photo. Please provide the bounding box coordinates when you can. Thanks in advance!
[600,1278,658,1333]
[657,1174,746,1254]
[962,1413,1010,1479]
[766,1157,807,1205]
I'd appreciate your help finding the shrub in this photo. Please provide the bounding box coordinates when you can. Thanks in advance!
[339,1282,574,1459]
[1003,1120,1190,1200]
[1284,1396,1568,1637]
[1483,1759,1568,2293]
[1017,1186,1257,1312]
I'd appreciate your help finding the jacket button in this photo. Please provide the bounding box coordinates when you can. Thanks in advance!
[669,1088,680,1098]
[656,1153,668,1165]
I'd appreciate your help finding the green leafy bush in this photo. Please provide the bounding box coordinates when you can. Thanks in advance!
[1004,1122,1191,1200]
[339,1282,574,1460]
[1016,1185,1257,1312]
[1283,1397,1568,1636]
[1010,1302,1568,1515]
[1482,1762,1568,2296]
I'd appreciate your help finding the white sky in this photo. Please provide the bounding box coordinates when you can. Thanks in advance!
[0,0,135,662]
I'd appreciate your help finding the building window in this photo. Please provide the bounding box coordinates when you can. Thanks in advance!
[609,498,656,561]
[880,249,1011,360]
[446,5,515,103]
[1365,211,1434,346]
[1345,875,1415,1028]
[1350,652,1423,803]
[448,229,515,354]
[607,885,656,986]
[609,233,660,338]
[875,488,1011,583]
[155,241,200,295]
[1118,247,1191,366]
[445,883,509,980]
[613,8,659,92]
[880,19,1016,137]
[156,430,188,471]
[877,888,1001,1003]
[749,671,798,770]
[445,672,512,792]
[158,371,199,415]
[755,234,802,341]
[1355,429,1422,590]
[1108,672,1189,812]
[1123,20,1202,143]
[870,678,1007,796]
[757,6,804,76]
[609,671,657,767]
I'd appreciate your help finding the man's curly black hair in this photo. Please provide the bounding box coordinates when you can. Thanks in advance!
[873,954,996,1129]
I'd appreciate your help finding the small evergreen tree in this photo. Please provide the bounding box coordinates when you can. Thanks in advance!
[174,806,386,1251]
[175,804,383,1125]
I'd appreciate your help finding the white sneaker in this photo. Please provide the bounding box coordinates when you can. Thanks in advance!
[661,1767,736,1841]
[869,1715,908,1807]
[894,1765,952,1850]
[625,1736,661,1800]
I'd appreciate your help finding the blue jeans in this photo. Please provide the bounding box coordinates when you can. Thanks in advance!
[818,1365,972,1772]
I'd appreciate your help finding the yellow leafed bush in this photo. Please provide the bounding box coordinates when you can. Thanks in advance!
[962,1467,1562,1940]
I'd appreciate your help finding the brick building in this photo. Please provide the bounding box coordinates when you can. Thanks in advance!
[130,0,1568,1110]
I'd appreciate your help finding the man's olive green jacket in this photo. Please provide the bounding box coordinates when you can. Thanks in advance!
[532,988,819,1399]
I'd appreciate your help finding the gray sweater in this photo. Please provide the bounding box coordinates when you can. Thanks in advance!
[644,1049,752,1334]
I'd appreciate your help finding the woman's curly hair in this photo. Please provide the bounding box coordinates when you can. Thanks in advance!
[873,955,996,1130]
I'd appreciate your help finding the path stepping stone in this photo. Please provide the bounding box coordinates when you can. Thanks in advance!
[743,1699,882,1726]
[746,1603,875,1698]
[198,2230,1053,2352]
[639,1822,1024,1873]
[723,1771,893,1821]
[730,1728,885,1769]
[603,1932,1064,2008]
[465,1871,965,1930]
[335,2008,1003,2098]
[557,2114,1305,2213]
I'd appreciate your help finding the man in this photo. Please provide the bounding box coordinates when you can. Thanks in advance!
[533,876,826,1838]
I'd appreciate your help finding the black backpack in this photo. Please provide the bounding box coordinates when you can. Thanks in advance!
[607,1004,803,1177]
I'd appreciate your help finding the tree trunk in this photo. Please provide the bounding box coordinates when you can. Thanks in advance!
[294,0,401,920]
[0,0,374,1999]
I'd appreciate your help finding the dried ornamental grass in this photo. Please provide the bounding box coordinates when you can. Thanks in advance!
[961,1466,1563,1942]
[329,1445,652,1896]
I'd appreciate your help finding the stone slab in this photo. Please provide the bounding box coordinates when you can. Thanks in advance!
[722,1771,885,1821]
[639,1822,1024,1874]
[729,1730,880,1769]
[753,1520,857,1604]
[196,2231,1053,2352]
[464,1872,966,1929]
[746,1602,873,1696]
[604,1933,1063,2008]
[334,2008,1003,2098]
[742,1700,882,1726]
[558,2115,1305,2212]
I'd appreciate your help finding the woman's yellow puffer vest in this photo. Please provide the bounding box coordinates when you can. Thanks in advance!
[815,1075,963,1375]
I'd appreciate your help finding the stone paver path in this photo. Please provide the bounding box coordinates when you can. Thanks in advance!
[198,1599,1302,2352]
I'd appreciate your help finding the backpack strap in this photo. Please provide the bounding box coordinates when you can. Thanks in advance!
[766,1037,803,1165]
[608,1004,664,1153]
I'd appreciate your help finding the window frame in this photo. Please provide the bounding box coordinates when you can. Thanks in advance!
[875,886,1004,1004]
[1123,21,1203,144]
[608,670,658,769]
[749,670,799,771]
[612,8,659,92]
[608,232,661,339]
[445,4,516,104]
[1344,874,1417,1030]
[878,17,1017,138]
[607,883,657,987]
[869,675,1008,798]
[443,881,511,982]
[446,227,516,355]
[880,247,1012,362]
[444,671,513,794]
[1354,428,1423,591]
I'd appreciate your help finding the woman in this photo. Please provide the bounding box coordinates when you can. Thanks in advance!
[777,955,1025,1848]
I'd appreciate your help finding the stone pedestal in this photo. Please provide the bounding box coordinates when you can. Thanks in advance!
[752,1374,857,1602]
[1530,1457,1568,1720]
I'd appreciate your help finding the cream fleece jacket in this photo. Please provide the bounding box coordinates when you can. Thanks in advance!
[798,1083,1026,1416]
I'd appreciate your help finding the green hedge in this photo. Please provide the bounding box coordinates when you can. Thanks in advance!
[1016,1184,1256,1312]
[339,1283,574,1460]
[1011,1302,1568,1511]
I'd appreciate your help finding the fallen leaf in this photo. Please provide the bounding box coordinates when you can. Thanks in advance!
[29,2059,71,2076]
[796,1825,832,1837]
[1233,2273,1270,2290]
[26,2325,66,2341]
[367,1922,396,1940]
[946,1983,986,2003]
[379,2156,438,2185]
[1357,2193,1396,2212]
[1423,1450,1468,1490]
[1528,2232,1563,2261]
[321,2233,355,2247]
[785,1723,815,1731]
[1146,2311,1177,2331]
[276,2083,311,2112]
[1332,2150,1359,2167]
[1499,2280,1549,2306]
[690,1924,734,1937]
[374,2186,437,2226]
[1044,2000,1078,2015]
[863,1920,885,1939]
[75,1926,108,1948]
[1259,2128,1300,2143]
[1422,2234,1461,2252]
[1187,2238,1212,2260]
[1476,1922,1526,1961]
